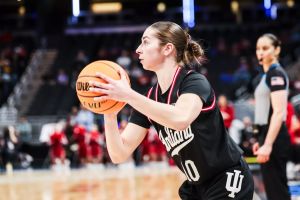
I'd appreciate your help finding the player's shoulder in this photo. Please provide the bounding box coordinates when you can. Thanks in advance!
[182,69,208,82]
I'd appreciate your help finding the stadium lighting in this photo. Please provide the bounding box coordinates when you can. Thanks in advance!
[183,0,195,28]
[264,0,271,9]
[271,5,277,19]
[91,3,122,14]
[157,2,166,13]
[287,0,295,8]
[72,0,80,17]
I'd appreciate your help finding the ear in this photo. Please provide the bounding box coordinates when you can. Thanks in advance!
[162,43,175,56]
[275,46,281,57]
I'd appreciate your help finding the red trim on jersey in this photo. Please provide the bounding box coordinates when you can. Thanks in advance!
[202,93,216,112]
[167,67,181,104]
[147,87,154,98]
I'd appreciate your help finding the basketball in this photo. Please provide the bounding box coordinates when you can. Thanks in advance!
[76,60,130,114]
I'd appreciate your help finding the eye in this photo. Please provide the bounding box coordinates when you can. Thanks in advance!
[143,40,149,45]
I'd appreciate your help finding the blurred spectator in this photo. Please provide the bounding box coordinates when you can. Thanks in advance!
[218,94,234,130]
[0,126,19,170]
[116,49,132,70]
[73,124,89,166]
[16,116,32,143]
[68,106,79,127]
[239,116,256,157]
[232,57,251,85]
[286,102,300,164]
[75,105,94,131]
[75,50,88,66]
[141,126,167,163]
[89,124,104,163]
[49,129,68,166]
[56,68,69,85]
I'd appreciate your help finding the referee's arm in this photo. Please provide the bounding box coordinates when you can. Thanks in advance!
[264,90,288,146]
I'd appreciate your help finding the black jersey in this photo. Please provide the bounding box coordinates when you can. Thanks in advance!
[129,67,242,184]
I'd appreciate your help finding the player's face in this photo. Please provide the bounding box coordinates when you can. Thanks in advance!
[256,37,280,66]
[136,27,164,71]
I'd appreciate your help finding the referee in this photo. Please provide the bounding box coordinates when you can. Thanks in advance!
[253,33,291,200]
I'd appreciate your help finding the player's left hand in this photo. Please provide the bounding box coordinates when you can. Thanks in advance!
[253,143,272,163]
[89,69,133,102]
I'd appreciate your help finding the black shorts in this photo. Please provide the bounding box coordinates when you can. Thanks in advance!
[178,158,254,200]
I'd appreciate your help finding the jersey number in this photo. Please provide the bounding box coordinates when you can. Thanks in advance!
[181,160,200,182]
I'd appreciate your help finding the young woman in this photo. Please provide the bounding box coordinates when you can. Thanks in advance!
[253,33,291,200]
[90,21,254,199]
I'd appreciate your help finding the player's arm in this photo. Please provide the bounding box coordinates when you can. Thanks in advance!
[264,90,287,146]
[104,114,147,164]
[127,92,202,130]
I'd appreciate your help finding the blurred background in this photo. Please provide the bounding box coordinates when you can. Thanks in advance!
[0,0,300,199]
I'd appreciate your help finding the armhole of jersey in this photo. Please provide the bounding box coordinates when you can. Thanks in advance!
[202,90,216,112]
[179,70,216,113]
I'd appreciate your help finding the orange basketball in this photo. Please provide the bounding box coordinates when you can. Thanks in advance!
[76,60,130,114]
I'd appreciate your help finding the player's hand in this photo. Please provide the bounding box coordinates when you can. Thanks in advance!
[252,142,259,154]
[89,69,132,102]
[253,143,272,163]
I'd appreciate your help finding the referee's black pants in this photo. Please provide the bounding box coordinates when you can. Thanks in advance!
[258,124,291,200]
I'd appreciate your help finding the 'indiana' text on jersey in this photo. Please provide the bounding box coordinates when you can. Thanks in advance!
[129,67,242,184]
[159,125,194,156]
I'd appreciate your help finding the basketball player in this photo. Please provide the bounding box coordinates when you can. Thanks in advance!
[253,33,291,200]
[90,21,254,199]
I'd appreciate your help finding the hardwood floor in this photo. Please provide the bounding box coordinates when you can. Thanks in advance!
[0,165,185,200]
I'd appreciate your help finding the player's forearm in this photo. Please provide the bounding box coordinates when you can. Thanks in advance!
[104,115,131,163]
[264,111,284,146]
[127,91,190,130]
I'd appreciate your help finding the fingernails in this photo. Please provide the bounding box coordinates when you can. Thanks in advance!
[96,72,101,76]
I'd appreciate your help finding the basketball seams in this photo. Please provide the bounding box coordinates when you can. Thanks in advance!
[78,61,120,79]
[77,94,106,98]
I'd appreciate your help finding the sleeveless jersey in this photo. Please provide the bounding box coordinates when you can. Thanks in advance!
[129,67,242,184]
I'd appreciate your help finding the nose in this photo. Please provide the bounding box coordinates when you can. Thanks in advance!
[136,44,142,54]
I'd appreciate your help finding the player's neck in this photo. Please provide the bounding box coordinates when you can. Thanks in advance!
[156,62,179,93]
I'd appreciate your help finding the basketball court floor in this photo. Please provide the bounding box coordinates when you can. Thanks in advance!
[0,163,300,200]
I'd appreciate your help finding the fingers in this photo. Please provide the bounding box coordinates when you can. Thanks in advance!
[94,96,108,102]
[118,68,128,81]
[256,155,270,163]
[89,81,111,90]
[89,87,108,94]
[95,72,115,83]
[252,142,259,155]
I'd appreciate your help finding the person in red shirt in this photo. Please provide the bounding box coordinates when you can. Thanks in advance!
[49,130,67,165]
[89,125,104,163]
[218,94,235,131]
[141,126,167,162]
[73,125,90,166]
[286,102,300,165]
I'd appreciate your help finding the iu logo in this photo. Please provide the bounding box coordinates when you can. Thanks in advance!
[225,170,244,198]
